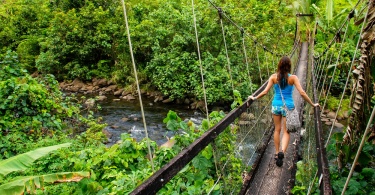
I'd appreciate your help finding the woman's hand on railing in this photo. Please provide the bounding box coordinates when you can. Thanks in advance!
[247,96,256,107]
[313,103,320,109]
[248,96,256,101]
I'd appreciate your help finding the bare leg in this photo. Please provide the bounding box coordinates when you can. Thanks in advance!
[281,116,290,152]
[273,114,282,153]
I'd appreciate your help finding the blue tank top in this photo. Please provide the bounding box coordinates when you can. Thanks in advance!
[272,78,295,109]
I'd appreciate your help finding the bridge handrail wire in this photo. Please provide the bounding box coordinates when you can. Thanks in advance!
[325,2,370,147]
[208,96,274,194]
[311,42,333,194]
[321,21,350,112]
[206,0,286,57]
[315,0,362,58]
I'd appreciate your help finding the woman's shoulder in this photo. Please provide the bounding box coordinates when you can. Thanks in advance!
[288,74,298,79]
[270,74,278,83]
[288,74,299,84]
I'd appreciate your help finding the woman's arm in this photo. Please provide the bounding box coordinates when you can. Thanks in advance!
[248,74,275,100]
[292,75,319,107]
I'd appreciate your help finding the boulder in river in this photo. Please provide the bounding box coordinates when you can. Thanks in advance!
[114,89,124,96]
[97,95,107,101]
[327,111,336,119]
[84,99,95,108]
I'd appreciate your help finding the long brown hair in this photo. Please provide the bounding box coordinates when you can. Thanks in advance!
[277,56,291,89]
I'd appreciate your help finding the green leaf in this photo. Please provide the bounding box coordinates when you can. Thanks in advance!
[0,172,90,195]
[361,168,375,178]
[179,121,188,131]
[166,120,179,131]
[346,179,360,195]
[0,143,71,177]
[192,155,211,170]
[326,0,333,21]
[201,119,209,131]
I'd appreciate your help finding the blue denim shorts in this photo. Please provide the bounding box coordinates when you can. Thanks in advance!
[272,106,286,117]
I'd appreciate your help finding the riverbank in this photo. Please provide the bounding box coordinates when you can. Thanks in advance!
[59,78,217,111]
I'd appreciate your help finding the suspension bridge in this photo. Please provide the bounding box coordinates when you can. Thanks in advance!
[118,0,375,194]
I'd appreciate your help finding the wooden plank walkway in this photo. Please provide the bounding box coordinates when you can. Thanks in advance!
[243,42,309,195]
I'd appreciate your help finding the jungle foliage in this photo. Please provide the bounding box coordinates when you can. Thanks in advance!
[0,0,295,102]
[1,0,375,194]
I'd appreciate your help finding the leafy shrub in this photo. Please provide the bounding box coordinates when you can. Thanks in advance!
[0,51,106,158]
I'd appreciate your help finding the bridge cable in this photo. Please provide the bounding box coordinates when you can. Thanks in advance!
[191,0,209,121]
[316,50,330,90]
[208,97,273,193]
[120,0,155,172]
[342,104,375,194]
[241,98,273,165]
[318,51,335,99]
[241,28,254,93]
[218,8,235,92]
[321,20,350,119]
[264,47,270,77]
[314,57,323,77]
[191,3,223,194]
[322,18,350,122]
[306,109,316,195]
[315,0,363,59]
[255,43,263,83]
[325,5,369,148]
[206,0,284,56]
[305,78,317,195]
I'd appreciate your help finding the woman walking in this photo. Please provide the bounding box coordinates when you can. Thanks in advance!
[248,56,319,167]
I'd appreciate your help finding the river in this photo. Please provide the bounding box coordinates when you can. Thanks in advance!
[94,95,205,146]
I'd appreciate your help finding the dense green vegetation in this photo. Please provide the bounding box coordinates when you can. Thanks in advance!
[1,0,375,194]
[0,0,295,102]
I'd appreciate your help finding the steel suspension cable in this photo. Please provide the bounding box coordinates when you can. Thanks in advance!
[255,44,263,83]
[318,51,335,99]
[218,8,234,91]
[325,4,369,147]
[314,57,323,76]
[264,47,270,77]
[192,3,223,194]
[316,51,330,89]
[315,4,359,59]
[321,20,350,112]
[192,0,209,121]
[241,29,253,93]
[209,97,273,193]
[206,0,283,56]
[120,0,154,172]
